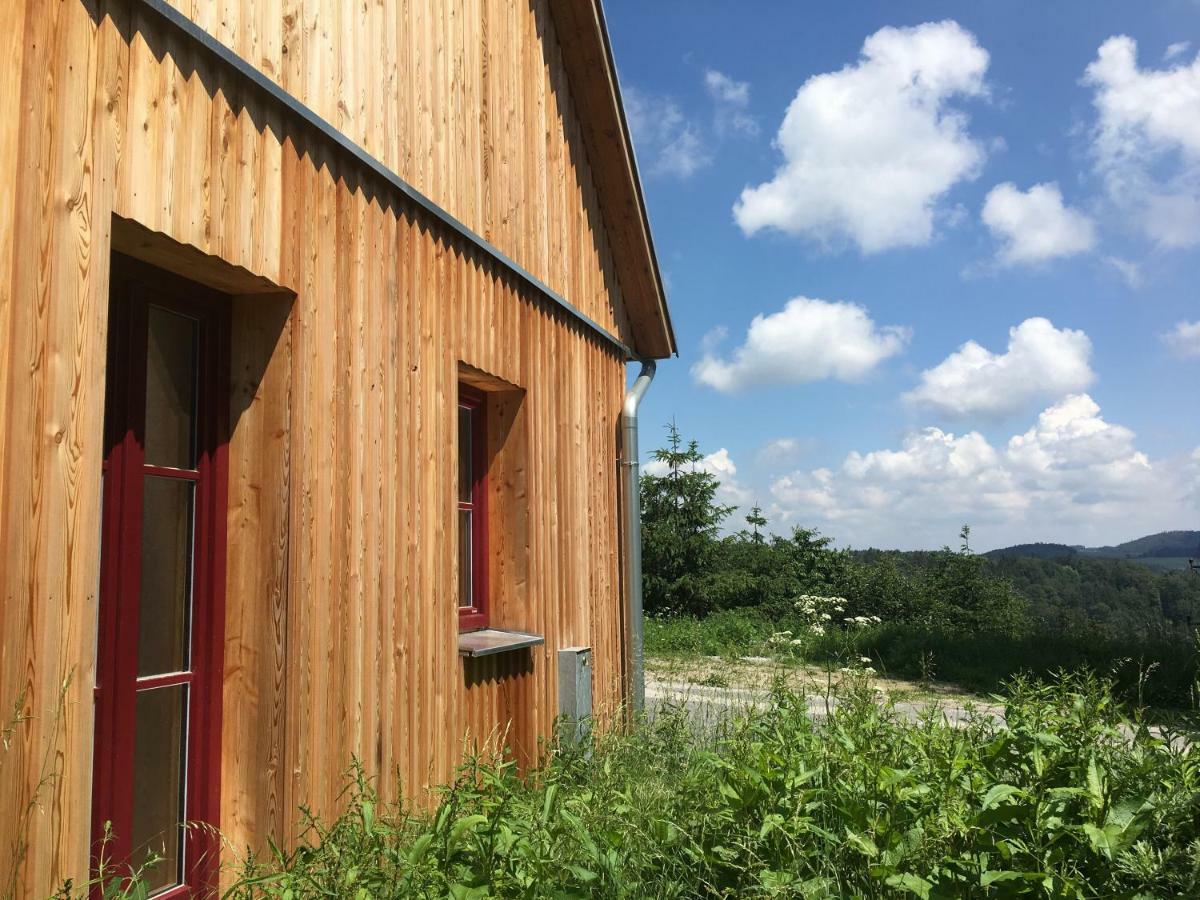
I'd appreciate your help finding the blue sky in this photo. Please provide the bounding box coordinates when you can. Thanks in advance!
[605,0,1200,552]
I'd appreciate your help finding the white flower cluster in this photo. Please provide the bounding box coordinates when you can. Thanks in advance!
[838,657,880,677]
[769,594,884,660]
[794,594,848,637]
[794,594,847,615]
[768,630,812,647]
[845,615,882,627]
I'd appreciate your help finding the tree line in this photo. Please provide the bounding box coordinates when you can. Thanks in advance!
[641,424,1200,701]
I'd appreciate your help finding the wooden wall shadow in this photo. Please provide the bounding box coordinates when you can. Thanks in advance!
[462,649,537,769]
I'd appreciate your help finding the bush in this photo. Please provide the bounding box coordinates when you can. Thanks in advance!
[644,608,776,658]
[841,624,1200,708]
[226,673,1199,898]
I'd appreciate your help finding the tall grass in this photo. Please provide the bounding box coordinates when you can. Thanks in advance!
[226,672,1199,898]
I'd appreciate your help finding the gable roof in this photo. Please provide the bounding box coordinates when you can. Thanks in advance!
[548,0,677,360]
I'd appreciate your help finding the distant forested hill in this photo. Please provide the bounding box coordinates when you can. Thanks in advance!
[985,554,1200,637]
[986,531,1200,570]
[985,542,1080,560]
[1082,530,1200,560]
[854,536,1200,638]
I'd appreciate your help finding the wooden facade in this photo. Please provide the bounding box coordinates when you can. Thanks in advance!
[0,0,674,894]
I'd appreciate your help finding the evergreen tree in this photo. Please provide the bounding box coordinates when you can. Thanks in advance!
[640,422,733,616]
[921,525,1030,636]
[744,505,767,544]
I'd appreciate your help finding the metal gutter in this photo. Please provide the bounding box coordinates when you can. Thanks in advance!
[621,359,656,713]
[135,0,634,361]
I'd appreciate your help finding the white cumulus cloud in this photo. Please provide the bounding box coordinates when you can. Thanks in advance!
[904,318,1095,420]
[981,182,1097,265]
[705,69,758,136]
[734,20,989,253]
[693,297,910,392]
[1162,320,1200,358]
[1083,36,1200,248]
[770,394,1197,550]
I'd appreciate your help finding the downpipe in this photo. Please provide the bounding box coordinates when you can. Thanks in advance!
[622,359,656,713]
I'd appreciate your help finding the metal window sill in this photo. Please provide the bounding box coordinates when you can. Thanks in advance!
[458,628,545,658]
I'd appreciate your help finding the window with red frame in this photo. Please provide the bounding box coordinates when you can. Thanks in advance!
[91,256,229,898]
[457,387,489,631]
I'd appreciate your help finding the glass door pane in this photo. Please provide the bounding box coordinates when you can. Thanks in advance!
[138,476,195,677]
[144,306,198,470]
[130,684,188,893]
[458,405,472,503]
[458,509,473,609]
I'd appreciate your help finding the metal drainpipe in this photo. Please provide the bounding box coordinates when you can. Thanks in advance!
[622,359,656,713]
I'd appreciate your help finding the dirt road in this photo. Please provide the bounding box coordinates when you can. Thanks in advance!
[645,656,1003,732]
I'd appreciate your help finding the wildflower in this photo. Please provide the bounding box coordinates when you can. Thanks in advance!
[809,624,825,636]
[820,612,832,621]
[864,667,877,676]
[859,656,872,665]
[789,638,804,646]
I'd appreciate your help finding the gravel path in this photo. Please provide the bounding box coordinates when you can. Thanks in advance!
[646,672,1004,733]
[644,660,1191,749]
[643,655,1003,732]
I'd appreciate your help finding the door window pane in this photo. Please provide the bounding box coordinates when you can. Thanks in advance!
[144,306,198,469]
[130,684,187,894]
[458,508,473,609]
[138,477,194,676]
[458,405,472,503]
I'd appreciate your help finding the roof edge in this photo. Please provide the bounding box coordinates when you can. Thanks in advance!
[548,0,677,359]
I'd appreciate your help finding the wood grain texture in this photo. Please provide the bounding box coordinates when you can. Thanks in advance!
[223,291,292,858]
[0,1,640,894]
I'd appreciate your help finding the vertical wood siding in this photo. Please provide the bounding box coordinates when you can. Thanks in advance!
[0,1,634,893]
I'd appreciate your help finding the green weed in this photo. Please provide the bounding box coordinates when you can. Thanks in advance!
[225,672,1199,898]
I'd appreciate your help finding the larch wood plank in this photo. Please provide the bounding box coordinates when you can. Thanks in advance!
[0,0,63,888]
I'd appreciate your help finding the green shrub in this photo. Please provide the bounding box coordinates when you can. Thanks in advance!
[644,608,776,658]
[830,624,1200,708]
[226,673,1199,898]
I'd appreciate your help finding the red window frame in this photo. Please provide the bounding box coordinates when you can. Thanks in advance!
[91,256,229,898]
[458,386,489,631]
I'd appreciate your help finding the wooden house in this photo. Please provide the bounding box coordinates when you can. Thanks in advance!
[0,0,675,894]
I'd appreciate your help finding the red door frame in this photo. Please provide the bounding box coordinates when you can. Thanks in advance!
[458,386,489,632]
[91,255,229,897]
